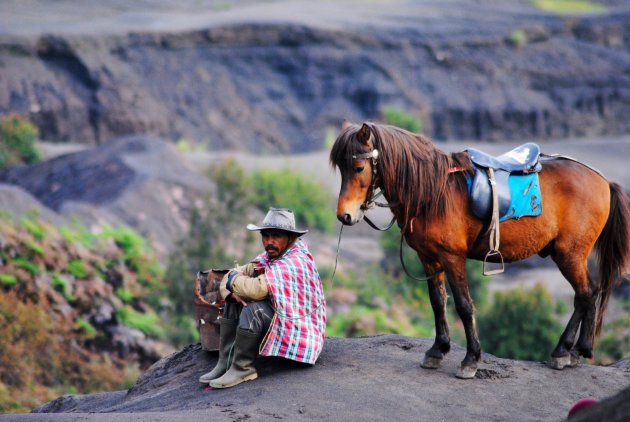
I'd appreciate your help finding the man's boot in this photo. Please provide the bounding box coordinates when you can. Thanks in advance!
[199,318,237,383]
[209,328,260,388]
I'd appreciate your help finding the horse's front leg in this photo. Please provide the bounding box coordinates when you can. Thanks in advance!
[421,264,451,370]
[445,258,481,379]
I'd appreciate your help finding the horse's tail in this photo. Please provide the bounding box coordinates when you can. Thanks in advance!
[594,182,630,338]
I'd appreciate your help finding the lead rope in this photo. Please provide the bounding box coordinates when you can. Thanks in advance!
[330,223,344,288]
[274,224,344,321]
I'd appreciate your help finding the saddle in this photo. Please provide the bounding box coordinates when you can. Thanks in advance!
[465,142,542,275]
[468,142,541,219]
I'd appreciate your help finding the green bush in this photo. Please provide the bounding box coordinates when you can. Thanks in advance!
[382,106,422,133]
[509,29,527,47]
[75,318,97,338]
[477,284,564,361]
[594,299,630,365]
[108,226,162,287]
[14,258,40,276]
[250,168,336,233]
[0,114,42,171]
[0,274,17,286]
[115,288,135,303]
[531,0,605,13]
[20,217,48,241]
[116,306,165,338]
[51,273,75,302]
[67,260,88,279]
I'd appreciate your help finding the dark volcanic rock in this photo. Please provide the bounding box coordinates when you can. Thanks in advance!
[2,1,630,151]
[20,335,630,421]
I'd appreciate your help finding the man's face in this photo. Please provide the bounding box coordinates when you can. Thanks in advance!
[261,229,292,258]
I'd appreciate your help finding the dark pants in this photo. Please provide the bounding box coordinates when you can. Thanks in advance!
[223,300,274,335]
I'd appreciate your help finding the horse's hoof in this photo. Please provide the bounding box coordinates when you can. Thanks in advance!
[550,354,580,370]
[455,366,477,379]
[421,355,442,369]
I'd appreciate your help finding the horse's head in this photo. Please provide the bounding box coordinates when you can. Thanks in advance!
[329,122,378,225]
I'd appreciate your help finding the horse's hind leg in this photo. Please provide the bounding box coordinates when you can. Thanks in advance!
[551,252,597,369]
[422,269,451,369]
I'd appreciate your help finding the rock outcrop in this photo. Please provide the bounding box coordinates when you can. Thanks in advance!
[2,1,630,151]
[23,335,630,421]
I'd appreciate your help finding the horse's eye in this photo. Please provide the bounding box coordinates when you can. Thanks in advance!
[354,166,364,174]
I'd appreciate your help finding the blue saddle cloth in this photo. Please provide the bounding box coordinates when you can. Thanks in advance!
[466,167,543,221]
[499,173,542,221]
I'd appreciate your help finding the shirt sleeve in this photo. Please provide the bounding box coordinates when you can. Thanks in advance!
[219,270,268,301]
[231,273,268,301]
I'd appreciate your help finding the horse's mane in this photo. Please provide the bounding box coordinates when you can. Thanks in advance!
[330,123,472,228]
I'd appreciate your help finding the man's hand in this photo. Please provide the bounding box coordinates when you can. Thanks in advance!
[231,292,248,306]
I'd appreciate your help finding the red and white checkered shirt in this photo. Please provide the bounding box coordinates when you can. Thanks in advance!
[252,239,326,364]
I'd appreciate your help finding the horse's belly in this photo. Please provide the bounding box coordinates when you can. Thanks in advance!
[467,218,554,262]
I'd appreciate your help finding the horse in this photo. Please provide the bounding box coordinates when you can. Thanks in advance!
[330,122,630,379]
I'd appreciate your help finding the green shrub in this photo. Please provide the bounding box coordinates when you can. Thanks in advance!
[51,273,75,301]
[477,284,564,361]
[75,318,97,338]
[59,221,97,248]
[115,288,135,303]
[102,226,163,287]
[594,300,630,365]
[250,168,336,233]
[382,106,422,133]
[531,0,605,13]
[116,306,165,338]
[67,260,88,279]
[0,274,17,286]
[509,29,527,47]
[14,258,40,276]
[0,114,42,171]
[20,217,47,240]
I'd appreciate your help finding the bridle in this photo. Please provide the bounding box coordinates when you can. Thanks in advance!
[349,124,444,282]
[351,124,396,231]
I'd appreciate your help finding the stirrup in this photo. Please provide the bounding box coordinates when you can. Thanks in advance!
[483,249,504,275]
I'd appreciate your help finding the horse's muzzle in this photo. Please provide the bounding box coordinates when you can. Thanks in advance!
[337,213,359,226]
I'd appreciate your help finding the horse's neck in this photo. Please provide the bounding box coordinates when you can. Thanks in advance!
[382,139,462,226]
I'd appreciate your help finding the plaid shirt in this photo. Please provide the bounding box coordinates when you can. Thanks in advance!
[252,239,326,364]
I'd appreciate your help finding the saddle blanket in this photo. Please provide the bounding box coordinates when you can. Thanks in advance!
[467,172,542,221]
[498,173,542,221]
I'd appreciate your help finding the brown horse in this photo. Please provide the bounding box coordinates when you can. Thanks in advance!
[330,122,630,378]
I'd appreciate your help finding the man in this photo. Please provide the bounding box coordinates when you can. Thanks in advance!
[199,208,326,388]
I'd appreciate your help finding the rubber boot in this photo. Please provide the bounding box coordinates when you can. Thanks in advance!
[199,318,237,383]
[209,328,260,388]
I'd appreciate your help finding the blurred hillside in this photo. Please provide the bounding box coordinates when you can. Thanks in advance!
[2,0,630,151]
[0,215,174,412]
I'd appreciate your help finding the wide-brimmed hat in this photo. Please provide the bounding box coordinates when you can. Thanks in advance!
[246,208,308,236]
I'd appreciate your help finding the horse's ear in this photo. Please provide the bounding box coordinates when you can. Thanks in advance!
[357,123,372,145]
[341,119,352,130]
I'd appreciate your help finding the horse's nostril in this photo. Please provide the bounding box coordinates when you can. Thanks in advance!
[337,213,353,225]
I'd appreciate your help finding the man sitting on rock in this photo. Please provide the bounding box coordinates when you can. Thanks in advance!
[199,208,327,388]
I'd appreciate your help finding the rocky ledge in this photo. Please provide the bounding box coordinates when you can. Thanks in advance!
[14,335,630,421]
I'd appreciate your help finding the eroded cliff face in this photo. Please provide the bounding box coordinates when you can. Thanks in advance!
[1,1,630,152]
